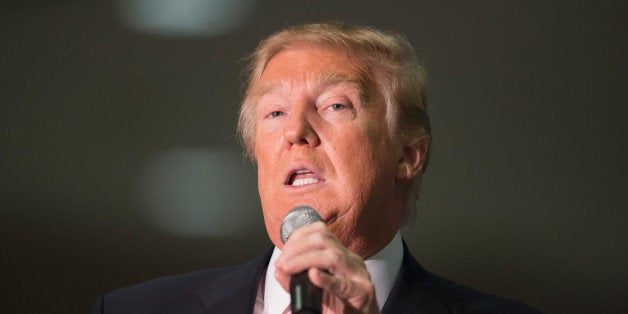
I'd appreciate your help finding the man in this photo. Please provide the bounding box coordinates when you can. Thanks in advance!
[91,22,538,313]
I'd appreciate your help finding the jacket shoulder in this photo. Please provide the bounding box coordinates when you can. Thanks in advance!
[383,243,541,313]
[90,248,272,314]
[91,266,232,313]
[433,275,541,313]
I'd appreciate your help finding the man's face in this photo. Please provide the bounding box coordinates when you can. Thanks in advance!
[253,46,408,257]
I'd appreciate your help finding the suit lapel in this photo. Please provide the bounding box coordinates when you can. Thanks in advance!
[197,247,273,313]
[382,242,452,314]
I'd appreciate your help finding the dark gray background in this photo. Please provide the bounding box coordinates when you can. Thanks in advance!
[2,1,626,313]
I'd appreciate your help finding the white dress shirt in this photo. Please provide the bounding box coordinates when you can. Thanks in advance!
[254,232,403,313]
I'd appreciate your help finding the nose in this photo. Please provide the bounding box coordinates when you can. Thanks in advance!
[283,105,320,148]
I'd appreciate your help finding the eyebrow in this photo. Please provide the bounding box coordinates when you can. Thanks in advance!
[251,72,368,101]
[317,72,363,90]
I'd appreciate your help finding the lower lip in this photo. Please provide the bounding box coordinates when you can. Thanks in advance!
[285,180,325,189]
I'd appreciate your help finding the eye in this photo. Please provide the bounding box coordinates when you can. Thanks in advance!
[269,110,284,118]
[329,103,347,111]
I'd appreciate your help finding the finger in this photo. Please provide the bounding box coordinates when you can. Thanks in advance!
[310,268,377,312]
[283,222,332,250]
[275,248,332,292]
[275,249,371,303]
[274,265,291,292]
[276,223,338,272]
[277,233,371,289]
[311,268,369,298]
[278,241,368,278]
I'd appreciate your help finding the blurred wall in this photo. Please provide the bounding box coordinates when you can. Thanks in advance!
[1,1,626,313]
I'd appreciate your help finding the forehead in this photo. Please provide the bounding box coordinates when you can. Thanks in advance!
[263,47,353,74]
[253,47,371,96]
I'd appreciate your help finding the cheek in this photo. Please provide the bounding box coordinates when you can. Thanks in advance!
[256,161,275,199]
[332,136,386,191]
[341,127,398,186]
[254,144,276,197]
[254,133,276,170]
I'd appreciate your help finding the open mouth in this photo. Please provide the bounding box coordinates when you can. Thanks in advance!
[287,169,324,186]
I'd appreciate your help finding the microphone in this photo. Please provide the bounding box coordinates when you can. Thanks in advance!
[280,205,324,314]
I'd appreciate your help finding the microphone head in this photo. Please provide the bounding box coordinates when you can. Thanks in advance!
[280,205,323,244]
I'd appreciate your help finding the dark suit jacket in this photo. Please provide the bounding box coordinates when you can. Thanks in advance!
[90,244,539,313]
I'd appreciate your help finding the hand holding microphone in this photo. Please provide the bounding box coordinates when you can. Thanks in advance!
[277,206,380,314]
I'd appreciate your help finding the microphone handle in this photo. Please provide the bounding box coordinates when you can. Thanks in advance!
[290,270,322,314]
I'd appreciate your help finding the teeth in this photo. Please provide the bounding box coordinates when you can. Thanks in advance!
[292,178,320,186]
[296,169,310,174]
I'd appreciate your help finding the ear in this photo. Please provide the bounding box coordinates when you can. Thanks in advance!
[396,139,428,181]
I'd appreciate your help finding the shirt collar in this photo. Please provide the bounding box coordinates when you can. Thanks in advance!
[365,231,403,309]
[262,248,290,313]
